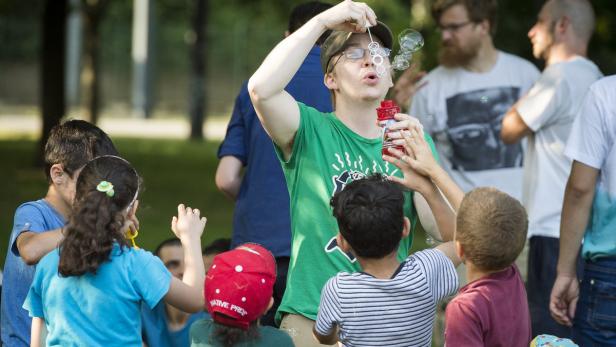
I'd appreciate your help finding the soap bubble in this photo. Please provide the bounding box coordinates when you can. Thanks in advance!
[398,50,413,60]
[392,56,410,71]
[398,29,424,53]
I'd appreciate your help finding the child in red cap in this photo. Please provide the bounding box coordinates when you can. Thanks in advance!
[190,243,294,346]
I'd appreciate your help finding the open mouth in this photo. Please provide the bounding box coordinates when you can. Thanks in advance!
[363,72,379,84]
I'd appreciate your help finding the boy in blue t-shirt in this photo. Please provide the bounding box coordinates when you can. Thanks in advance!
[141,238,208,347]
[1,120,119,347]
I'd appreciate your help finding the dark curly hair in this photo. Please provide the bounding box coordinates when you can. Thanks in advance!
[330,173,405,259]
[59,156,140,277]
[211,320,259,347]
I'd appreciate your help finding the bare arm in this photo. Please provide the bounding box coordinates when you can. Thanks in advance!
[30,317,45,347]
[501,107,532,144]
[313,325,338,345]
[557,161,597,275]
[550,161,598,326]
[248,1,377,159]
[164,204,206,313]
[16,229,63,265]
[414,187,455,242]
[215,156,243,200]
[436,241,461,267]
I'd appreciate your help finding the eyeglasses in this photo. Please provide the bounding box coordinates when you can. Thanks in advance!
[328,47,392,72]
[437,21,475,34]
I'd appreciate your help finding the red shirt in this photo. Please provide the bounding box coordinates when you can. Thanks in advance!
[444,265,531,347]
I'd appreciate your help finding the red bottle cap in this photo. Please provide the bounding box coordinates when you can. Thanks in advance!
[376,100,400,120]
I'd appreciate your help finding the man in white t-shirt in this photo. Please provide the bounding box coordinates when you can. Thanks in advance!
[394,0,539,200]
[500,0,601,338]
[549,75,616,347]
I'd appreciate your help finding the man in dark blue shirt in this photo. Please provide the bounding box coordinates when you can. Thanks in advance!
[215,1,332,327]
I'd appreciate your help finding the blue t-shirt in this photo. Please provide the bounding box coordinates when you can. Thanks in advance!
[23,244,172,347]
[218,45,332,257]
[1,199,65,347]
[141,301,208,347]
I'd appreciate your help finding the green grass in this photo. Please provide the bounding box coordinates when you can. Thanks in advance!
[0,137,235,268]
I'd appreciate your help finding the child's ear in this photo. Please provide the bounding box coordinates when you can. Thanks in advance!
[455,240,464,262]
[49,164,66,185]
[336,233,350,253]
[267,297,274,311]
[402,217,411,238]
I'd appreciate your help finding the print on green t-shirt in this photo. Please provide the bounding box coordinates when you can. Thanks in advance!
[274,102,438,322]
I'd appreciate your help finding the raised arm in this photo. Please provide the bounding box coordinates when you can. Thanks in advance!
[401,127,464,210]
[164,204,207,313]
[384,126,463,266]
[247,0,376,159]
[16,229,64,265]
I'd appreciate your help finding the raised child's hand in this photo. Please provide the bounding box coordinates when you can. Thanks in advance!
[383,146,432,194]
[396,126,439,178]
[171,204,207,241]
[315,0,377,33]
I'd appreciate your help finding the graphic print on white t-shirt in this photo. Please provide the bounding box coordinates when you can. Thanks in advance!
[445,86,522,171]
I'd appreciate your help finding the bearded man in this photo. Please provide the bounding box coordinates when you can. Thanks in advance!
[394,0,539,201]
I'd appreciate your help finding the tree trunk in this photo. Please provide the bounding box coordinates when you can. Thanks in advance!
[189,0,208,140]
[38,0,68,165]
[81,0,107,125]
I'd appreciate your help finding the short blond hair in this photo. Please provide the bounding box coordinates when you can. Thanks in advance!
[456,187,528,272]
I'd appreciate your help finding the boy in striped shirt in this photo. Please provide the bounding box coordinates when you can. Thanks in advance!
[314,129,465,347]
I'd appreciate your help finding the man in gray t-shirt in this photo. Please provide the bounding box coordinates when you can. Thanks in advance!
[500,0,601,338]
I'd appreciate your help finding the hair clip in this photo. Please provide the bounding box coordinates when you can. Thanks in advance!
[96,181,115,197]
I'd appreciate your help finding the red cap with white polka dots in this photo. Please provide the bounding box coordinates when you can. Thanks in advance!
[204,243,277,330]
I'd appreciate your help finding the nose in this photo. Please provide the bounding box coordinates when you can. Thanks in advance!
[441,30,452,42]
[528,24,536,39]
[361,51,374,67]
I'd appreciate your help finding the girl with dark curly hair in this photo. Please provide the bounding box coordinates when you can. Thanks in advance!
[24,155,207,347]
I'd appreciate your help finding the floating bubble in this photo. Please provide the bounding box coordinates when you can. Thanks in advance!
[368,41,380,53]
[392,56,410,71]
[398,29,424,53]
[398,50,413,60]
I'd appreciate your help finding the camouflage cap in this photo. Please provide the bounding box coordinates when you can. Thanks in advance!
[320,21,394,73]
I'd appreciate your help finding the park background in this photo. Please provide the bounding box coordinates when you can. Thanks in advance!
[1,0,615,268]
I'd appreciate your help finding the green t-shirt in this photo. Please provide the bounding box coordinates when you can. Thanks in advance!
[274,102,437,322]
[189,319,294,347]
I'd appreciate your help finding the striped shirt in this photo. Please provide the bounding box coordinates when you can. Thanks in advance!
[315,249,458,347]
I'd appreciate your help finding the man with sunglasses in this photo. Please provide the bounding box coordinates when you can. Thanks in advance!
[395,0,539,203]
[247,1,448,346]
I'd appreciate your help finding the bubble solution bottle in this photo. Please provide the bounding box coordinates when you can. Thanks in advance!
[376,100,405,155]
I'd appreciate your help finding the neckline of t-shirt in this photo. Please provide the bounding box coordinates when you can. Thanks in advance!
[328,112,382,145]
[39,198,67,224]
[359,261,406,280]
[460,264,515,290]
[550,55,594,69]
[457,50,503,77]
